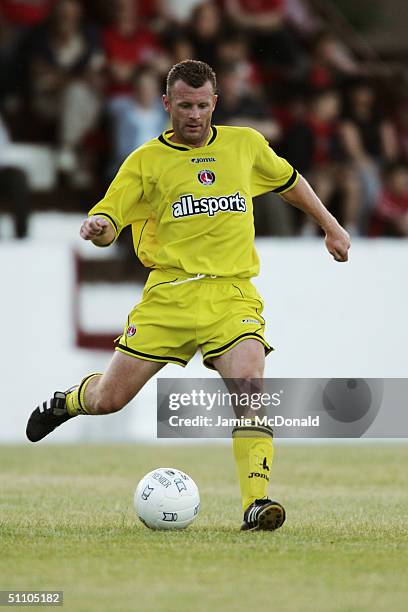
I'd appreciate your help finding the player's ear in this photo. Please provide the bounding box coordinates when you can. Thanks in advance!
[162,94,170,112]
[212,94,218,110]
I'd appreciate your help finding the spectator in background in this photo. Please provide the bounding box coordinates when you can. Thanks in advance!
[0,114,30,238]
[187,1,225,70]
[213,65,294,235]
[103,0,169,96]
[283,89,360,235]
[0,7,22,113]
[107,66,168,176]
[26,0,104,183]
[285,0,321,39]
[215,31,263,93]
[0,0,55,26]
[373,162,408,236]
[308,31,360,90]
[167,36,195,65]
[393,99,408,164]
[340,80,398,232]
[156,0,204,28]
[0,1,55,121]
[213,64,280,142]
[83,0,159,27]
[224,0,304,82]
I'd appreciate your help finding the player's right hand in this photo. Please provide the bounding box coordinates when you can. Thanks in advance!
[80,216,110,240]
[325,224,351,262]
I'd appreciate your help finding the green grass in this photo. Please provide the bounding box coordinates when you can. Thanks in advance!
[1,444,407,612]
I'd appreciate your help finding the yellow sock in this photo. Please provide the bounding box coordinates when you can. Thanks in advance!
[66,373,101,416]
[232,423,274,511]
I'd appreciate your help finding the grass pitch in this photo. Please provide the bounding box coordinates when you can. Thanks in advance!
[1,443,407,612]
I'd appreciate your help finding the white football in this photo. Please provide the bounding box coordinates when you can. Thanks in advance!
[134,467,200,530]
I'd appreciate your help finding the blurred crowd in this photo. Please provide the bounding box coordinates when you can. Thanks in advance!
[1,0,408,239]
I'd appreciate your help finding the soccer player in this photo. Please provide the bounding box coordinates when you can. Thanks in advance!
[26,60,350,531]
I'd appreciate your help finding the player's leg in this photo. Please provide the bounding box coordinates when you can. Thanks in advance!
[213,340,271,507]
[27,269,197,442]
[26,352,164,442]
[213,339,285,531]
[67,351,165,415]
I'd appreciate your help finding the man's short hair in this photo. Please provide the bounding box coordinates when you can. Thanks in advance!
[166,60,217,96]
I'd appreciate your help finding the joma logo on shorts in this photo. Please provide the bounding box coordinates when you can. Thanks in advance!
[172,193,247,218]
[248,472,269,480]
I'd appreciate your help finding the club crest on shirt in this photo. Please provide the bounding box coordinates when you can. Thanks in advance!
[126,324,137,337]
[198,170,215,185]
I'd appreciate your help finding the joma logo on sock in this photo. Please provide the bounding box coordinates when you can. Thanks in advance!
[248,472,269,480]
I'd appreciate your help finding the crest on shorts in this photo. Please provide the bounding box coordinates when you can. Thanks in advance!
[126,324,137,337]
[198,170,215,185]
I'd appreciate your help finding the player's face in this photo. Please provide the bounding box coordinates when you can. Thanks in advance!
[163,80,217,147]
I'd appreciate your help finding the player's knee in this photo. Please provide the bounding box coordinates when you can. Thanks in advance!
[232,374,264,392]
[241,371,264,382]
[93,395,125,415]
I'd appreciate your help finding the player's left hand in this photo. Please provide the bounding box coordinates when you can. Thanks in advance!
[325,224,351,262]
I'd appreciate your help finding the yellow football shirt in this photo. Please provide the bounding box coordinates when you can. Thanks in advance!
[89,125,298,278]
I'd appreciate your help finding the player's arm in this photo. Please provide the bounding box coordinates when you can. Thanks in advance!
[248,127,350,260]
[80,215,116,247]
[281,175,351,262]
[83,152,144,247]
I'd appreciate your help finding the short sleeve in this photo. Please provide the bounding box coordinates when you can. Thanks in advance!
[88,151,149,238]
[249,129,299,197]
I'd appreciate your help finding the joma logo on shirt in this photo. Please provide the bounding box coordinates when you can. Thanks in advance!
[172,193,247,218]
[191,157,216,163]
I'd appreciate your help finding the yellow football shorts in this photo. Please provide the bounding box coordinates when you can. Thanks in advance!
[115,269,273,369]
